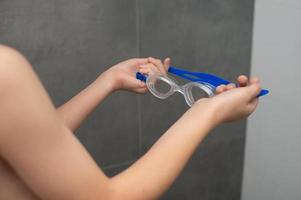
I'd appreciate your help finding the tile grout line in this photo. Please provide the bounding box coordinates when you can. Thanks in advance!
[239,2,255,195]
[104,0,141,172]
[135,0,142,156]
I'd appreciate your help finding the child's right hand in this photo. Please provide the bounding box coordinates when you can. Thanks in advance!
[139,58,262,125]
[192,75,262,125]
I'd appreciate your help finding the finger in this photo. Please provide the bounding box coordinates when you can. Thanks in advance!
[246,82,262,100]
[139,66,160,77]
[139,80,146,87]
[219,85,227,92]
[139,63,160,72]
[135,87,148,94]
[148,57,166,74]
[216,84,226,94]
[237,75,248,87]
[138,68,151,74]
[250,76,260,84]
[163,57,171,72]
[140,63,161,75]
[226,83,236,90]
[128,58,149,71]
[215,86,223,94]
[133,58,149,65]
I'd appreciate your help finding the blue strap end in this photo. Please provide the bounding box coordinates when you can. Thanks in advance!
[257,89,269,97]
[136,72,147,82]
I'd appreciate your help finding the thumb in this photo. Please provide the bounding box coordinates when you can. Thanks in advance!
[246,83,261,100]
[163,57,171,71]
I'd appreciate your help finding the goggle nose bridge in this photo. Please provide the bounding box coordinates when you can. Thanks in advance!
[146,73,215,106]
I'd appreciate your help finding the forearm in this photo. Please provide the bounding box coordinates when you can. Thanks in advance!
[57,73,115,131]
[109,102,218,200]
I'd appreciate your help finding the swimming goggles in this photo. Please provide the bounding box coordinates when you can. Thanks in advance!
[136,66,269,107]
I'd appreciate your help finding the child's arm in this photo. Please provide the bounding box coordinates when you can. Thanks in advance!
[56,72,116,132]
[108,77,260,200]
[56,57,170,131]
[0,46,260,200]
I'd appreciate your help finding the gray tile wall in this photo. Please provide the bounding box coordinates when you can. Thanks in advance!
[0,0,254,199]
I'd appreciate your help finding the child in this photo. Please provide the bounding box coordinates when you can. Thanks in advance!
[0,44,261,200]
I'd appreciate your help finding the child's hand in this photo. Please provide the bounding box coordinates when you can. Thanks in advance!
[192,75,261,125]
[102,57,170,93]
[138,57,170,76]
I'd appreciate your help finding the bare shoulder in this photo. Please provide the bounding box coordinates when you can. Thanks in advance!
[0,44,15,52]
[0,45,33,88]
[0,44,29,71]
[0,45,34,138]
[0,44,23,59]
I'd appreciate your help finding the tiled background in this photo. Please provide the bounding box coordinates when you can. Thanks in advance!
[0,0,254,199]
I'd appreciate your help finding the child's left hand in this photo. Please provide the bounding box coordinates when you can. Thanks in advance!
[102,57,170,93]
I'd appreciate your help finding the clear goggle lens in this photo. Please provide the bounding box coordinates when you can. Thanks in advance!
[146,73,215,107]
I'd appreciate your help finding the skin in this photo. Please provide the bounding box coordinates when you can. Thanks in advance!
[0,44,261,200]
